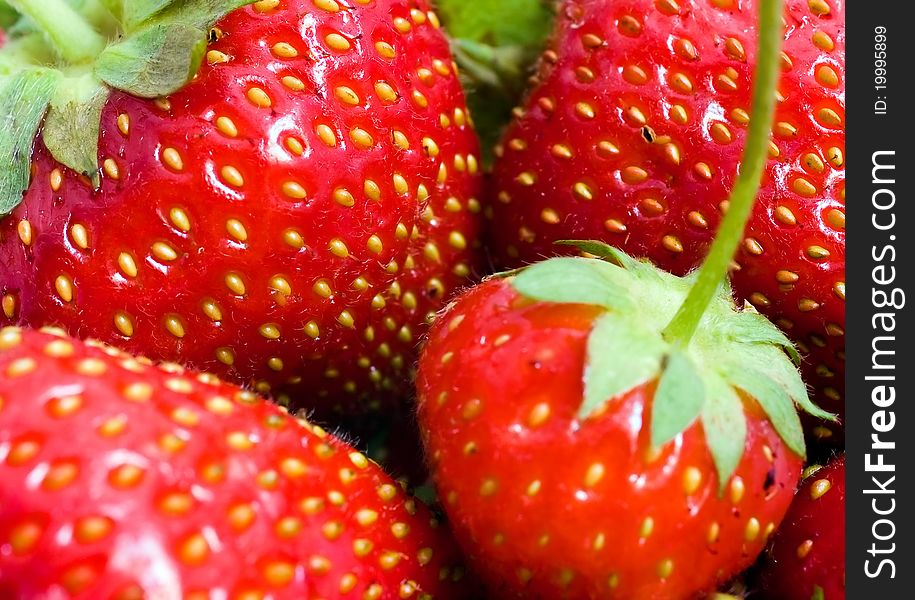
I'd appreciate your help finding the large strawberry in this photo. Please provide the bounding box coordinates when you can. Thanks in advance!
[0,0,483,420]
[417,5,833,596]
[756,455,845,600]
[0,326,477,599]
[488,0,845,442]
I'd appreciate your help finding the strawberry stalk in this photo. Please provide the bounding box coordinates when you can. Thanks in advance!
[5,0,107,62]
[662,0,784,347]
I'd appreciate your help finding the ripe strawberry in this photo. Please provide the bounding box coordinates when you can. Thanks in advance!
[0,326,476,599]
[0,0,483,419]
[756,455,845,600]
[417,264,823,598]
[488,0,845,442]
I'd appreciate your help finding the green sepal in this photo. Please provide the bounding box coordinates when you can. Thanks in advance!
[723,364,806,459]
[700,371,748,494]
[95,21,207,98]
[581,313,664,420]
[42,73,109,186]
[722,310,801,365]
[555,240,664,281]
[0,68,60,214]
[122,0,177,31]
[650,348,705,447]
[511,256,633,312]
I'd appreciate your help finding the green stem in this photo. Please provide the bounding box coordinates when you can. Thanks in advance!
[662,0,784,347]
[7,0,107,63]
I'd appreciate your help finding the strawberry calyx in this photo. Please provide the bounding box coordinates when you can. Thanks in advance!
[506,0,834,492]
[0,0,256,213]
[509,244,833,491]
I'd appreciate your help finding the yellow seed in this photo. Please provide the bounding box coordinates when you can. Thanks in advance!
[151,242,178,262]
[774,205,797,226]
[2,294,16,318]
[161,147,183,171]
[730,476,746,504]
[816,107,842,127]
[662,235,683,253]
[329,239,349,258]
[333,188,356,207]
[225,219,247,242]
[375,41,396,59]
[393,16,412,33]
[479,478,498,496]
[657,559,674,579]
[808,0,830,16]
[282,181,307,200]
[103,158,120,179]
[164,315,186,338]
[55,275,74,303]
[826,208,845,230]
[774,121,798,138]
[584,463,605,487]
[693,162,713,180]
[116,114,130,136]
[168,207,191,232]
[744,238,764,256]
[710,122,733,144]
[792,178,817,197]
[815,64,839,87]
[325,33,351,51]
[683,466,702,494]
[281,76,305,91]
[335,86,360,106]
[812,30,834,51]
[806,245,831,259]
[810,478,832,499]
[16,219,34,246]
[745,517,761,541]
[337,311,354,328]
[272,42,298,58]
[201,299,222,321]
[220,166,244,188]
[246,87,272,108]
[259,323,281,340]
[224,273,246,295]
[670,72,693,94]
[670,104,688,124]
[114,311,135,337]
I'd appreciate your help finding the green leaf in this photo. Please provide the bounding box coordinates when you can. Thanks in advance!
[511,256,632,311]
[0,68,60,214]
[96,21,207,98]
[123,0,176,31]
[580,313,665,419]
[651,348,705,447]
[42,74,109,185]
[437,0,553,48]
[700,372,747,493]
[724,365,805,459]
[163,0,258,30]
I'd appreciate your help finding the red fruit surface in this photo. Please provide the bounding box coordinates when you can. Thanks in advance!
[489,0,845,441]
[0,326,475,599]
[0,0,483,419]
[757,455,845,600]
[417,279,803,599]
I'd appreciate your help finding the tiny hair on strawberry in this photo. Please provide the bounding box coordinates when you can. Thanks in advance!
[0,0,484,420]
[0,326,479,598]
[416,0,835,597]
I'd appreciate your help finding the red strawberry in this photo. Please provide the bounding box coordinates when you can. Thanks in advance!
[0,0,483,420]
[488,0,845,442]
[416,245,830,597]
[757,455,845,600]
[0,326,476,599]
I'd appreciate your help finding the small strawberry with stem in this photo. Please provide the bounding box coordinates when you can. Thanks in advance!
[0,0,483,419]
[489,0,846,443]
[0,326,478,599]
[417,0,833,596]
[756,455,845,600]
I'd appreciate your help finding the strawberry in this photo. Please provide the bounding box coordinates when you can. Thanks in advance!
[756,455,845,600]
[488,0,845,443]
[0,326,477,599]
[417,7,834,595]
[0,0,483,420]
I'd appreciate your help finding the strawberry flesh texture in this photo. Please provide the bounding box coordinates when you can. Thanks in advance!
[489,0,845,442]
[417,279,802,599]
[0,0,483,419]
[0,327,475,599]
[757,455,845,600]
